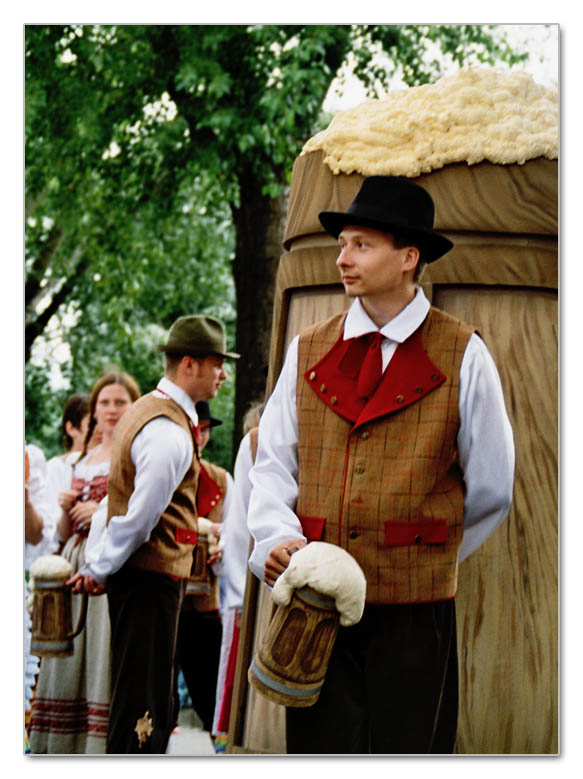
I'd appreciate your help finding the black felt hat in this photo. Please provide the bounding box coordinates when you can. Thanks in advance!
[319,175,453,262]
[195,401,222,427]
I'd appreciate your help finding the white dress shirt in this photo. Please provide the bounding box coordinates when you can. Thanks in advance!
[212,432,255,611]
[247,287,515,581]
[83,377,197,582]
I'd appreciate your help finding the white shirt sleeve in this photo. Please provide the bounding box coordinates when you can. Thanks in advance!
[83,416,193,581]
[25,444,59,566]
[216,434,255,609]
[457,334,515,561]
[247,337,305,581]
[210,470,234,577]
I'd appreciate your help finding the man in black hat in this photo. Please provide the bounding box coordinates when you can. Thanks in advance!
[72,315,239,753]
[247,176,514,753]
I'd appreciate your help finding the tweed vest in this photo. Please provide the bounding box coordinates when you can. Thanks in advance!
[296,306,474,604]
[107,393,200,579]
[183,459,227,613]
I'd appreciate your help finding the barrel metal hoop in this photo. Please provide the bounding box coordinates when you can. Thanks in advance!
[32,579,68,589]
[296,587,337,611]
[31,639,72,651]
[250,660,323,698]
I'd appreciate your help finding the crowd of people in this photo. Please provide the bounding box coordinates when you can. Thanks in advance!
[24,175,514,756]
[24,317,256,755]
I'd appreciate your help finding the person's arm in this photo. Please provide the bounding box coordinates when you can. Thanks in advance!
[24,445,55,559]
[457,334,515,561]
[209,471,234,570]
[214,435,253,605]
[24,484,44,545]
[247,336,307,584]
[81,417,193,582]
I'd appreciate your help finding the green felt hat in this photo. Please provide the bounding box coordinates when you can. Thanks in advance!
[157,316,240,360]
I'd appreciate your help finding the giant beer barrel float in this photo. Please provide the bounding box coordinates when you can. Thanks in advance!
[229,68,558,754]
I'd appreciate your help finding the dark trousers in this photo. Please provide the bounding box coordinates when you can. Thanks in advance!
[286,600,458,755]
[106,566,185,754]
[175,608,223,732]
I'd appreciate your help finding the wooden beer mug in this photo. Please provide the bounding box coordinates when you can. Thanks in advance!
[249,584,340,707]
[185,517,215,595]
[248,542,366,708]
[29,555,88,657]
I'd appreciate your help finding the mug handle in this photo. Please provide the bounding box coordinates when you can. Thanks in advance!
[67,590,89,640]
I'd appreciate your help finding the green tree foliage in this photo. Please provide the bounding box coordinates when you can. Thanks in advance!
[25,24,527,466]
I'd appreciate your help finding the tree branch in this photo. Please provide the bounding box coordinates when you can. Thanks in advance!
[25,250,91,363]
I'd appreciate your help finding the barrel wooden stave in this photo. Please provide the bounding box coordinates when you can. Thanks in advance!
[283,152,557,248]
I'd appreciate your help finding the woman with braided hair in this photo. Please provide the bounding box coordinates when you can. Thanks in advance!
[29,370,140,754]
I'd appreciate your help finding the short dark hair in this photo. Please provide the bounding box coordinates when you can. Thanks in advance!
[61,393,90,451]
[390,230,427,281]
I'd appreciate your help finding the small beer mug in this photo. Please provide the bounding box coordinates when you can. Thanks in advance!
[30,555,88,657]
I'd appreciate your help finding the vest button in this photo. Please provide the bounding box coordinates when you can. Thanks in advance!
[320,384,327,393]
[309,371,316,381]
[415,386,424,394]
[361,431,370,440]
[431,373,441,382]
[355,466,365,474]
[414,535,422,544]
[396,394,405,404]
[331,396,338,405]
[349,530,358,539]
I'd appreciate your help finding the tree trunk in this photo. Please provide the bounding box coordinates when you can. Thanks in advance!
[231,168,288,458]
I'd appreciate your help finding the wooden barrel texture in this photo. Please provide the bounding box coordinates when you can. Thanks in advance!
[232,150,557,754]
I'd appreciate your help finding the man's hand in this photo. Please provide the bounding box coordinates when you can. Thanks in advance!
[67,571,106,596]
[264,539,307,587]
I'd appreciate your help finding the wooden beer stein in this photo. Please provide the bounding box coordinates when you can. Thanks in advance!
[185,533,211,595]
[248,585,340,707]
[30,555,88,658]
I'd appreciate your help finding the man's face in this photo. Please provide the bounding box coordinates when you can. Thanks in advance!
[194,355,227,401]
[336,226,415,300]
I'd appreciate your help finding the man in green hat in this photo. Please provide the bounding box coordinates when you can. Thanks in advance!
[72,314,238,754]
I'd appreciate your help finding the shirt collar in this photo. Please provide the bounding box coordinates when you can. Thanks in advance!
[343,287,430,344]
[155,376,199,427]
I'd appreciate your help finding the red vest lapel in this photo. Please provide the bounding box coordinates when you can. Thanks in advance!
[197,464,224,518]
[304,323,446,429]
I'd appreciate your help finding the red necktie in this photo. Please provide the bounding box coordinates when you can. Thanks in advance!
[356,332,383,399]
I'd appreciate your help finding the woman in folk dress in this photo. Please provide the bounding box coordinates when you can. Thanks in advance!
[29,371,140,754]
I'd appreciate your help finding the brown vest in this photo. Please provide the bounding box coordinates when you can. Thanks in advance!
[183,459,228,613]
[107,393,200,579]
[296,307,474,604]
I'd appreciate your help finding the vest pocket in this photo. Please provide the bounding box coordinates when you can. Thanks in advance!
[384,519,448,546]
[175,526,198,545]
[298,515,326,541]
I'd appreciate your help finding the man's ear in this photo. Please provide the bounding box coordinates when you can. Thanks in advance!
[403,245,420,273]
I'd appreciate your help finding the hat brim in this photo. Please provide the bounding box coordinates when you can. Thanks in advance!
[156,345,240,360]
[318,211,453,263]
